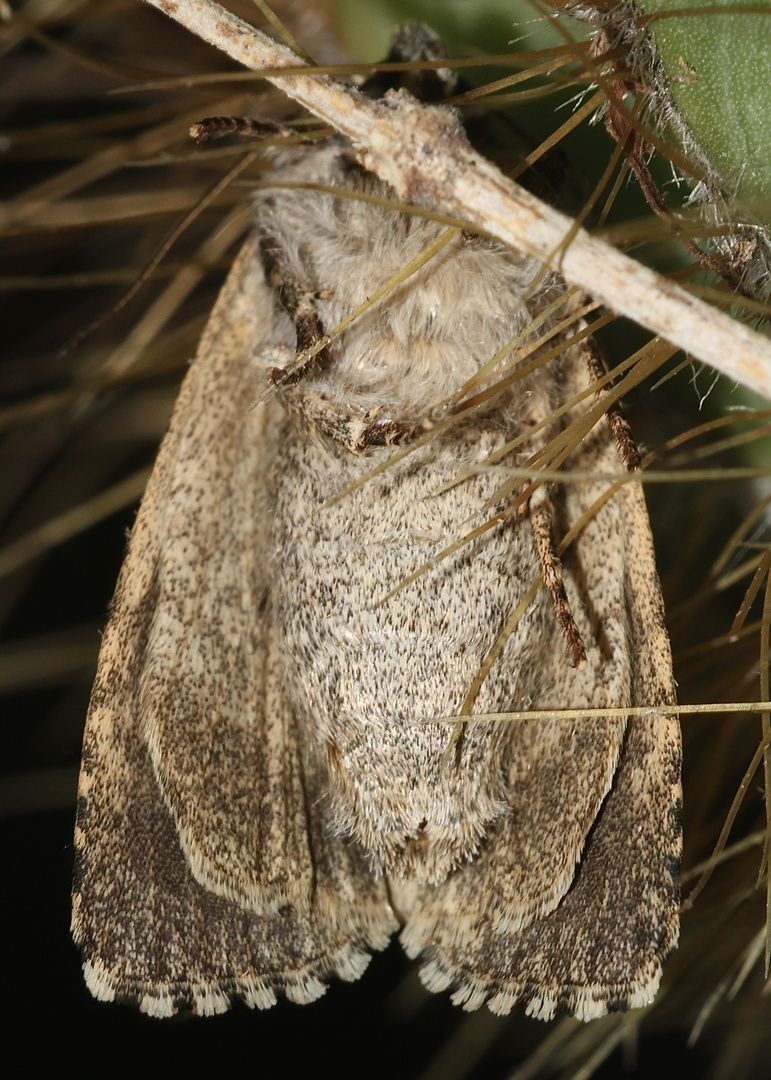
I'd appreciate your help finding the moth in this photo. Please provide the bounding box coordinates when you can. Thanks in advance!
[71,26,681,1022]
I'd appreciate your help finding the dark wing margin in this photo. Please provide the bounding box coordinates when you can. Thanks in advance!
[401,342,681,1020]
[71,236,398,1017]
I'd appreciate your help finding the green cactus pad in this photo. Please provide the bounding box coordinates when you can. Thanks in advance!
[642,0,771,212]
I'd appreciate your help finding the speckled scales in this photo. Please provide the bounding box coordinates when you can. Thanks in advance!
[402,360,681,1017]
[72,132,680,1021]
[71,238,399,1017]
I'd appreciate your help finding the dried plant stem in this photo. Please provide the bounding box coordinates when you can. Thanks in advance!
[145,0,771,400]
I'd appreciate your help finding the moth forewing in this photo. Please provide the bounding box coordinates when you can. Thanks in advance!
[71,235,398,1017]
[72,34,680,1018]
[399,338,680,1020]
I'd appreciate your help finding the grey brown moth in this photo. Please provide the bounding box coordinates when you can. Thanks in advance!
[71,28,681,1022]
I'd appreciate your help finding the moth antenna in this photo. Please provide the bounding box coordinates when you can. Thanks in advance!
[190,115,297,143]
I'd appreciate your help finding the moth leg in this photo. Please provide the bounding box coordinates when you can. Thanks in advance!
[260,236,337,384]
[521,321,637,667]
[580,333,641,472]
[528,488,587,668]
[262,245,416,452]
[518,385,587,668]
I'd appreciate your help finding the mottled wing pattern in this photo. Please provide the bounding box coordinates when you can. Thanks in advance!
[71,237,398,1017]
[402,343,681,1020]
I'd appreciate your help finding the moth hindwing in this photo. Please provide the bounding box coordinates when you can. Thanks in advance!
[71,29,681,1022]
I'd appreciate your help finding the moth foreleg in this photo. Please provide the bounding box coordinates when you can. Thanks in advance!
[260,237,336,385]
[518,382,588,668]
[529,487,587,668]
[579,334,641,472]
[263,249,419,451]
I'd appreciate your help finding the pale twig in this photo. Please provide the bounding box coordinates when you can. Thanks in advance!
[144,0,771,401]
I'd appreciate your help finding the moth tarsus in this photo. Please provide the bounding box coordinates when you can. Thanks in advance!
[528,493,588,670]
[72,23,681,1023]
[580,333,642,472]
